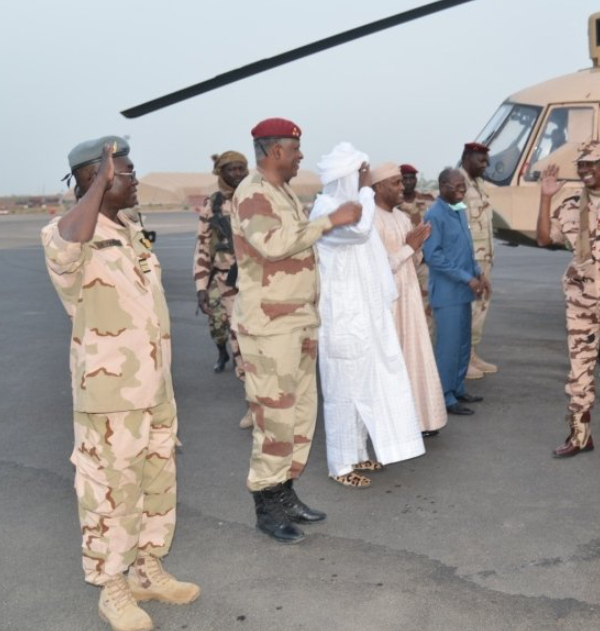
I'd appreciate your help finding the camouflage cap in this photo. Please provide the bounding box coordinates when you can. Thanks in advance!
[68,135,130,172]
[575,140,600,163]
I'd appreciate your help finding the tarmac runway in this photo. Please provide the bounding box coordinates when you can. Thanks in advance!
[1,211,599,631]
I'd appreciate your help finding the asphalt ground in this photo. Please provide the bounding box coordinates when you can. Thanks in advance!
[1,211,599,631]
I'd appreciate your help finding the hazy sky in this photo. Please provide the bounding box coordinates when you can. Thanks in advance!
[1,0,598,195]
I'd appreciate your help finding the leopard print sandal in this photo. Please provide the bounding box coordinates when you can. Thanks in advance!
[353,460,383,472]
[329,471,371,488]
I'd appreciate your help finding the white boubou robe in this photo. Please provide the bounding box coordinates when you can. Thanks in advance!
[310,187,425,476]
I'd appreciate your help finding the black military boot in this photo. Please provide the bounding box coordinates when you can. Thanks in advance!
[281,479,327,524]
[213,344,229,373]
[252,485,306,543]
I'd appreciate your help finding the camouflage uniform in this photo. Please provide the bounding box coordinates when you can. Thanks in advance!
[549,191,600,446]
[231,172,333,491]
[42,212,177,585]
[399,191,436,337]
[207,279,228,347]
[193,192,243,377]
[460,167,494,346]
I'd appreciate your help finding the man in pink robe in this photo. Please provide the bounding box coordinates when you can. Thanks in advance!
[372,163,447,436]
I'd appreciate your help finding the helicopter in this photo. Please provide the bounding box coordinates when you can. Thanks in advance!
[120,1,599,247]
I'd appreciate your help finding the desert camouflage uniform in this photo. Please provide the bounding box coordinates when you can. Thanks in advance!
[399,191,436,336]
[207,279,228,346]
[549,191,600,446]
[460,167,494,346]
[231,172,332,491]
[193,192,243,377]
[42,212,176,585]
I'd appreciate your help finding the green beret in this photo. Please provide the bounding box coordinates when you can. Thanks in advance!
[68,135,130,172]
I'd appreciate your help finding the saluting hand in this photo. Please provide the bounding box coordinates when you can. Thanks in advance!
[540,164,565,199]
[97,143,116,191]
[358,162,372,189]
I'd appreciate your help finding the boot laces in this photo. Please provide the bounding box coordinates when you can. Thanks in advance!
[142,555,173,586]
[105,575,136,610]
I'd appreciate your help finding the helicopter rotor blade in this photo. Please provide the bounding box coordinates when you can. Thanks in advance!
[121,0,476,119]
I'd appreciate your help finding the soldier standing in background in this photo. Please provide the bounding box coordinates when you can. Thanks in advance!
[536,141,600,458]
[459,142,498,379]
[399,163,436,336]
[42,137,199,631]
[232,118,362,543]
[194,151,254,428]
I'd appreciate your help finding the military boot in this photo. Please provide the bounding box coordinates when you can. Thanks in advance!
[239,407,253,429]
[99,575,153,631]
[128,554,201,605]
[214,344,229,373]
[553,411,594,458]
[466,360,484,380]
[281,479,326,523]
[252,485,306,543]
[471,349,498,374]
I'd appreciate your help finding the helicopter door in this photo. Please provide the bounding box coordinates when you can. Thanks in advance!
[521,104,596,184]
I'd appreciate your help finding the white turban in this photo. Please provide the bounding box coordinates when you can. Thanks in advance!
[317,142,369,203]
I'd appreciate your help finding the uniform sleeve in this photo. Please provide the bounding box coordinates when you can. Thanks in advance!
[193,199,213,292]
[41,218,85,275]
[310,187,374,246]
[549,203,567,246]
[422,211,474,285]
[237,188,332,261]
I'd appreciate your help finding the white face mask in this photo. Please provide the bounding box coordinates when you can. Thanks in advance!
[449,201,467,211]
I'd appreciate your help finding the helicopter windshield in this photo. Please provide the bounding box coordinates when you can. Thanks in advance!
[476,102,541,186]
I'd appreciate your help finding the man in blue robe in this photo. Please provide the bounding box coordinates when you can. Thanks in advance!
[423,169,491,415]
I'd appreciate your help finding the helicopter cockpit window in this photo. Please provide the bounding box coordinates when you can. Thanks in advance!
[523,106,594,181]
[477,103,541,186]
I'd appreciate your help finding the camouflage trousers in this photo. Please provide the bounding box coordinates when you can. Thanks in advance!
[71,399,178,585]
[210,270,243,379]
[472,259,493,347]
[208,280,228,347]
[237,327,318,492]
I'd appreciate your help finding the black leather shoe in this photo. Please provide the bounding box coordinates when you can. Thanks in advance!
[213,344,230,373]
[282,480,327,523]
[457,393,483,403]
[446,403,475,415]
[421,430,440,438]
[252,486,306,543]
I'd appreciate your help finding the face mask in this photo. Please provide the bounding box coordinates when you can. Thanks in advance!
[449,202,467,211]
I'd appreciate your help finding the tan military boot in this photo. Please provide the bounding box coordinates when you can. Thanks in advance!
[466,360,484,380]
[99,575,153,631]
[239,408,253,429]
[471,350,498,374]
[128,554,201,605]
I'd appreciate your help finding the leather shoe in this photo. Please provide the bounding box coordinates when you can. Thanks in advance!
[446,403,474,415]
[421,430,439,438]
[553,436,594,458]
[282,480,326,523]
[457,393,483,403]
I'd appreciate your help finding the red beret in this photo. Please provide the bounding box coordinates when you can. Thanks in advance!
[251,118,302,140]
[400,164,418,174]
[464,142,490,154]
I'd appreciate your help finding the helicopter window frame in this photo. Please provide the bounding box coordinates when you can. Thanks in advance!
[479,102,542,187]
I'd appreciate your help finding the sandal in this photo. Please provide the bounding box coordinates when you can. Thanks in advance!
[353,460,383,472]
[329,471,371,488]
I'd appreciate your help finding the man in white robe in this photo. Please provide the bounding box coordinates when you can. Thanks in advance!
[310,143,425,488]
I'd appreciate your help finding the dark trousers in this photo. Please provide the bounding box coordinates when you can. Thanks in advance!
[433,303,472,407]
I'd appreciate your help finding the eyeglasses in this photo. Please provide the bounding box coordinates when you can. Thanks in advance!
[115,170,137,179]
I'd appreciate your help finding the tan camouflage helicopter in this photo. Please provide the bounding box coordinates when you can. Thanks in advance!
[476,11,600,245]
[120,0,598,246]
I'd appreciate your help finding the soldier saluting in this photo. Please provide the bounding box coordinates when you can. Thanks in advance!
[537,140,600,458]
[193,150,253,428]
[42,137,199,631]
